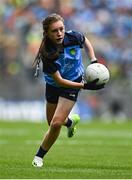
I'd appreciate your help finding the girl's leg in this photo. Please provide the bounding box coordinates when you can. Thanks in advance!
[41,97,75,151]
[32,102,57,167]
[46,102,57,125]
[32,98,77,167]
[46,102,80,137]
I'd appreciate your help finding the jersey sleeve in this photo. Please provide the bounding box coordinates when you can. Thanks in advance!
[43,61,58,74]
[68,31,85,47]
[74,31,85,46]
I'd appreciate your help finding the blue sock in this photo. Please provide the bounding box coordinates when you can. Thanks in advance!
[65,118,72,128]
[36,146,47,158]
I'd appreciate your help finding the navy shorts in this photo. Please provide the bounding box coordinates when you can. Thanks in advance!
[45,76,82,103]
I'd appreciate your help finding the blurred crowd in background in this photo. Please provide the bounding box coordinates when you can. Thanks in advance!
[0,0,132,120]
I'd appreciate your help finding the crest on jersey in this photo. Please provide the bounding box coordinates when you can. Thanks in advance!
[70,48,76,55]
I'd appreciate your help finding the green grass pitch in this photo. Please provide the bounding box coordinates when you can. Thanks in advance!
[0,120,132,179]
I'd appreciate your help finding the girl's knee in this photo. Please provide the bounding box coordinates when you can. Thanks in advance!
[50,116,63,129]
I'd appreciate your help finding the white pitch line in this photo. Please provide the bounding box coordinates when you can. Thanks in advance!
[0,128,29,136]
[25,139,132,147]
[75,129,132,138]
[25,140,41,145]
[0,140,8,144]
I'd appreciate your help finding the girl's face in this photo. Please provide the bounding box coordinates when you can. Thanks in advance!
[46,20,65,45]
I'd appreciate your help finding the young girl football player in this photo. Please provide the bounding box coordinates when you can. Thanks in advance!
[32,13,104,167]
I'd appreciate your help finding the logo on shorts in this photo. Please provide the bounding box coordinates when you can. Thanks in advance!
[69,94,76,97]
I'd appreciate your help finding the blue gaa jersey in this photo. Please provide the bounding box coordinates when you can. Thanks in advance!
[42,30,85,87]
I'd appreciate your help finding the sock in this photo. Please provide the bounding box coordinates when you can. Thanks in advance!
[36,146,47,158]
[65,118,72,128]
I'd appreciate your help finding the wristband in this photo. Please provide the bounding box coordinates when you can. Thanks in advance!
[91,58,97,64]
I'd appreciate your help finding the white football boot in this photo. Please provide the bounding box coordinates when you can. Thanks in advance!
[32,156,43,167]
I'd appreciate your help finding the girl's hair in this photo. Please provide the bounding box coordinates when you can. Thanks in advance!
[33,13,64,68]
[42,13,64,34]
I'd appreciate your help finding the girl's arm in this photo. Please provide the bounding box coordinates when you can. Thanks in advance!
[51,71,104,90]
[51,71,84,89]
[84,37,97,63]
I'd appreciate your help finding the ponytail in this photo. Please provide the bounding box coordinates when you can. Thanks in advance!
[32,38,44,78]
